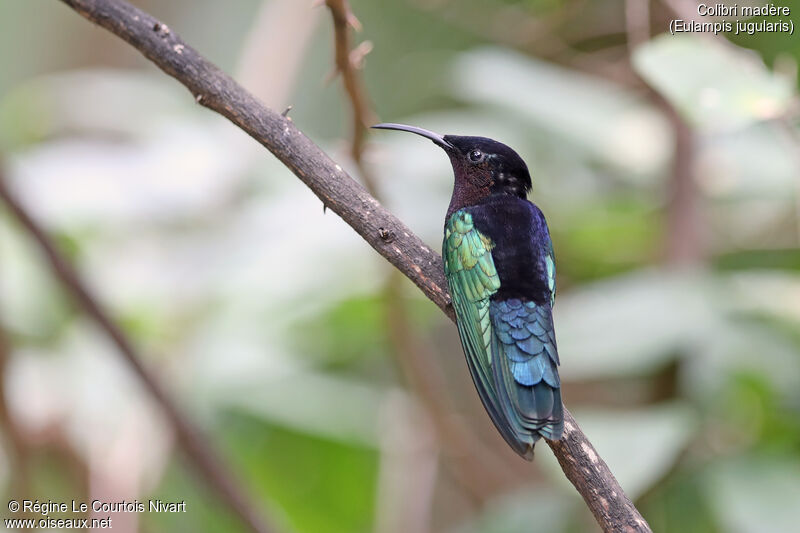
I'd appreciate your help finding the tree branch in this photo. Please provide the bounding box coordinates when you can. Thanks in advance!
[61,0,452,318]
[0,173,276,533]
[323,0,525,501]
[323,0,379,196]
[52,1,651,531]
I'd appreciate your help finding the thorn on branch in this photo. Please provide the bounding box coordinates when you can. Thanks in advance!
[323,67,339,85]
[324,0,379,195]
[349,41,373,70]
[346,11,362,32]
[378,227,395,243]
[152,22,170,38]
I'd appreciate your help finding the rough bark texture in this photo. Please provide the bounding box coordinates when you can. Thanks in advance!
[549,411,652,532]
[55,1,651,531]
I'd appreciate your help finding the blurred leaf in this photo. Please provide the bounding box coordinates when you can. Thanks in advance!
[6,320,171,472]
[553,196,661,284]
[638,467,720,533]
[0,449,90,526]
[453,47,670,179]
[456,487,573,533]
[221,411,379,533]
[713,372,800,453]
[725,270,800,325]
[0,213,72,341]
[145,461,247,533]
[696,122,799,199]
[539,404,696,499]
[219,371,389,448]
[0,70,193,146]
[350,0,480,121]
[715,248,800,272]
[679,271,800,409]
[633,35,793,132]
[2,71,258,230]
[149,413,380,533]
[290,295,389,369]
[680,322,800,412]
[556,270,717,380]
[707,457,800,533]
[726,9,800,85]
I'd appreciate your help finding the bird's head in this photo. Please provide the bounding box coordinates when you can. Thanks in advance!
[373,123,531,214]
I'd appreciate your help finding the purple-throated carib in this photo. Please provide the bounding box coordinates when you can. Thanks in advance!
[373,123,564,459]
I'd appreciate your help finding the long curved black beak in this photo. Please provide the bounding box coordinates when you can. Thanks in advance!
[372,123,454,150]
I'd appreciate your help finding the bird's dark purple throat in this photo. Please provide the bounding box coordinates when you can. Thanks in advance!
[373,123,564,460]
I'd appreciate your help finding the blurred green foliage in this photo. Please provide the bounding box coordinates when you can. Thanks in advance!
[291,295,390,370]
[221,413,378,533]
[1,1,799,533]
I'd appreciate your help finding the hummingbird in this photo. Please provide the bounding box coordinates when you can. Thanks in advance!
[373,123,564,459]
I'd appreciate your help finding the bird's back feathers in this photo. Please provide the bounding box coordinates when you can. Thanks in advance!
[443,198,563,459]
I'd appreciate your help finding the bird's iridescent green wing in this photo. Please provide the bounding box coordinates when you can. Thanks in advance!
[443,210,499,372]
[444,210,532,457]
[445,209,564,458]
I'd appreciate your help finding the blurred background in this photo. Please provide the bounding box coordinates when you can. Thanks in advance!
[1,0,800,532]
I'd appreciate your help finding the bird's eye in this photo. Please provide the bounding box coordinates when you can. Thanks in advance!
[468,149,483,162]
